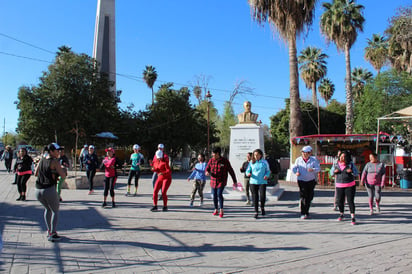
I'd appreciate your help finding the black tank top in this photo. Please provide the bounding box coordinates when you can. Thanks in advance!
[36,158,58,189]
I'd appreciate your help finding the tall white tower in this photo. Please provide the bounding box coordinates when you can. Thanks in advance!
[93,0,116,92]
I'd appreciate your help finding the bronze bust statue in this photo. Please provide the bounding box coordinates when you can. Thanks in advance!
[237,101,258,124]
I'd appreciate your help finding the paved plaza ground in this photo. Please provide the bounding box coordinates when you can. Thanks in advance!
[1,161,412,273]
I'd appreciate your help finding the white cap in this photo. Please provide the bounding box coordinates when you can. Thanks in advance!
[301,146,313,153]
[158,144,164,149]
[156,150,163,159]
[89,145,95,149]
[133,144,140,150]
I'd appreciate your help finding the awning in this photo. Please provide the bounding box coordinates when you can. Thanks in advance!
[376,105,412,152]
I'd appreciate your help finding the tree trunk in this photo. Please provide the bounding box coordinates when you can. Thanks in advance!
[288,36,303,139]
[345,43,354,134]
[311,82,317,106]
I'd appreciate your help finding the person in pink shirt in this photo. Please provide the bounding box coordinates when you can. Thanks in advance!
[361,152,386,215]
[101,147,117,208]
[330,151,359,225]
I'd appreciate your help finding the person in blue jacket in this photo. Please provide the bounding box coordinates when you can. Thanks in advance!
[187,153,207,207]
[246,149,271,219]
[292,146,321,219]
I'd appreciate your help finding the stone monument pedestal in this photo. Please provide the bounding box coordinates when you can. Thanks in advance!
[229,123,265,183]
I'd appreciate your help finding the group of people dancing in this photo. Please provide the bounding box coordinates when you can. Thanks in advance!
[292,145,386,225]
[8,140,387,243]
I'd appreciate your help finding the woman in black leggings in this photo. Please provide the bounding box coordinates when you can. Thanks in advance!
[14,147,33,201]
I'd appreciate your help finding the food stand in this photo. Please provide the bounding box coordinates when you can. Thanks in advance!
[289,133,396,185]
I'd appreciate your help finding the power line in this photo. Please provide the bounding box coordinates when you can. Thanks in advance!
[0,33,288,102]
[0,32,55,55]
[0,51,51,64]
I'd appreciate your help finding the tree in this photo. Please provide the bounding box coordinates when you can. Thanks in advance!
[364,33,389,74]
[385,6,412,74]
[143,65,158,105]
[298,46,328,105]
[216,102,237,153]
[270,99,345,151]
[351,67,373,99]
[248,0,318,139]
[354,69,412,133]
[318,78,335,106]
[320,0,365,134]
[16,46,120,148]
[143,83,217,160]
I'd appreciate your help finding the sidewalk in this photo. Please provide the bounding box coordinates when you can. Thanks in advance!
[1,162,412,273]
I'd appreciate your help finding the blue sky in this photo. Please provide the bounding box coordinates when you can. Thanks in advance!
[0,0,409,135]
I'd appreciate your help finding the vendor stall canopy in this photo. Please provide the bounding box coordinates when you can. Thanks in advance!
[291,133,393,145]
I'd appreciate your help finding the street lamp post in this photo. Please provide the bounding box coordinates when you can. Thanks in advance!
[205,91,212,158]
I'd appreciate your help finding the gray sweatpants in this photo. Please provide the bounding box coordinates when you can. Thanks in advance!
[35,186,60,235]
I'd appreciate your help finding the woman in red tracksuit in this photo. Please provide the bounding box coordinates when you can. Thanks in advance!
[151,150,172,212]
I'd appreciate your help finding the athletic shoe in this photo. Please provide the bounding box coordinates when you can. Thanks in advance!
[337,214,344,221]
[333,206,339,211]
[376,205,380,213]
[125,192,130,197]
[102,202,107,208]
[254,213,258,219]
[351,218,356,225]
[261,208,266,216]
[16,196,22,201]
[369,210,373,215]
[112,201,116,208]
[88,190,93,195]
[162,206,168,212]
[199,201,203,206]
[133,193,137,197]
[189,201,194,207]
[150,206,158,212]
[245,200,251,205]
[48,233,61,242]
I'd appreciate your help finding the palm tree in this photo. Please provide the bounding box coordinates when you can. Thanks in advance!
[320,0,365,134]
[298,46,328,106]
[385,6,412,74]
[364,33,389,74]
[318,78,335,106]
[351,67,373,99]
[248,0,318,139]
[142,65,158,104]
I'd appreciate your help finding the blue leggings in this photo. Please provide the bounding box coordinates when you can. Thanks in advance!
[211,186,225,210]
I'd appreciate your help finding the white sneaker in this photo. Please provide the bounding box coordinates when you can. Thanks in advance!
[376,205,380,213]
[199,201,203,206]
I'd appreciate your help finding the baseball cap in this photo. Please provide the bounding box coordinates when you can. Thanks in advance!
[49,143,62,151]
[301,146,313,153]
[89,145,95,149]
[158,144,164,149]
[133,144,140,150]
[84,144,88,148]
